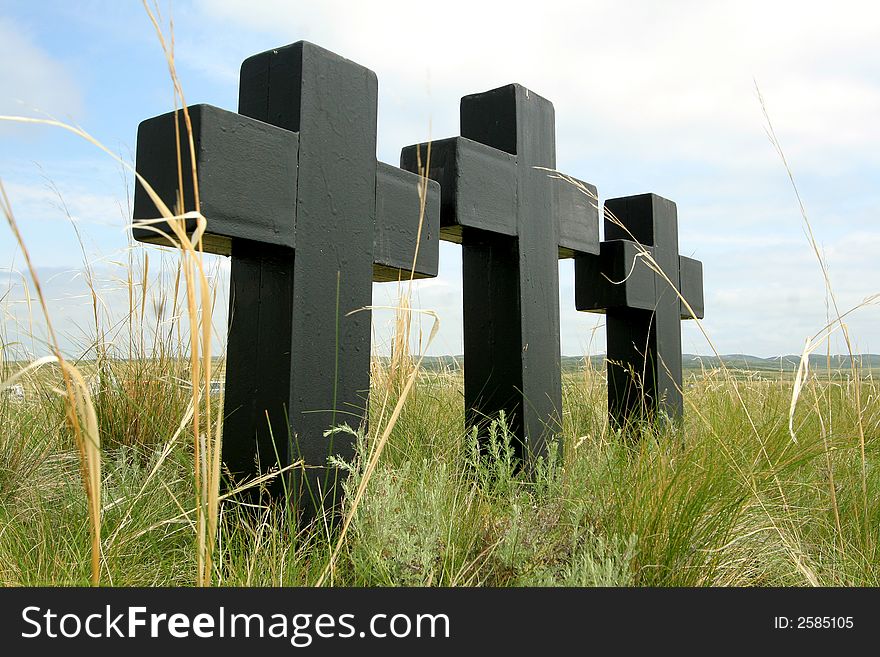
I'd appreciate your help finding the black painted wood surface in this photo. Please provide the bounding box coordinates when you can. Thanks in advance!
[133,41,439,520]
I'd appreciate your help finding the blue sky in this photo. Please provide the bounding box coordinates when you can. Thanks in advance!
[1,0,878,358]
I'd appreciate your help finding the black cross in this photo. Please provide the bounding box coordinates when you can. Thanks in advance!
[575,194,704,426]
[402,84,599,463]
[132,41,440,518]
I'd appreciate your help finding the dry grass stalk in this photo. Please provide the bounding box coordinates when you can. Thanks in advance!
[0,183,102,585]
[142,0,218,586]
[757,82,875,550]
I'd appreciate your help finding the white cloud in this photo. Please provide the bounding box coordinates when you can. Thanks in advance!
[193,0,880,171]
[0,17,83,130]
[2,180,128,228]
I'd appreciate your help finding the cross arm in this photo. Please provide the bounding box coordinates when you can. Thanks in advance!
[576,242,705,320]
[372,162,441,281]
[554,175,600,258]
[132,104,298,255]
[679,255,704,319]
[400,137,517,243]
[574,240,658,313]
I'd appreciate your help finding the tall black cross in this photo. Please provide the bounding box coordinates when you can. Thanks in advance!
[132,42,439,518]
[575,194,703,425]
[402,84,599,463]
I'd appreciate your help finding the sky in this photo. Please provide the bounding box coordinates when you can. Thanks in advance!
[1,0,878,359]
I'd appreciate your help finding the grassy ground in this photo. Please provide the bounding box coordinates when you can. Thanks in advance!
[1,356,877,586]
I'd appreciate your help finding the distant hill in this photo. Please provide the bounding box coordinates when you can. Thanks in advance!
[414,354,880,373]
[679,354,880,372]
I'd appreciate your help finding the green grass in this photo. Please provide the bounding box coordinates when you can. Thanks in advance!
[1,359,877,587]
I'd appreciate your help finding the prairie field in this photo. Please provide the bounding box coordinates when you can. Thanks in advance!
[1,330,878,586]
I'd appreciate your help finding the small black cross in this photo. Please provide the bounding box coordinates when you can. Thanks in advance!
[575,194,704,426]
[402,84,599,463]
[132,42,440,518]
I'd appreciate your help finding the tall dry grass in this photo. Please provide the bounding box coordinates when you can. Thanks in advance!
[0,1,223,586]
[1,184,102,585]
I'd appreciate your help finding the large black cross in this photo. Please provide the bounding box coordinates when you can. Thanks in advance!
[132,42,439,517]
[401,84,599,463]
[575,193,704,425]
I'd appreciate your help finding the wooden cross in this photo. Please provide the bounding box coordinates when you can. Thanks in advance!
[575,194,704,425]
[402,84,599,463]
[132,41,439,518]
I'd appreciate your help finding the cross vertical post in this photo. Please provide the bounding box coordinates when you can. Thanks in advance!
[233,43,379,511]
